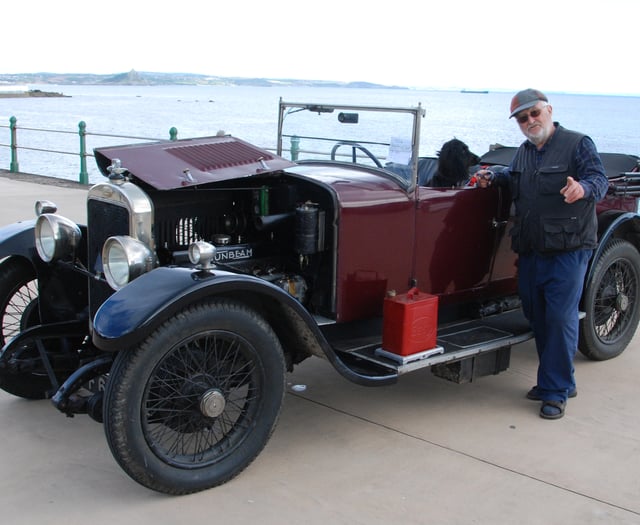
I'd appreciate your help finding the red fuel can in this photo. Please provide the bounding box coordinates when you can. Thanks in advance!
[382,288,438,356]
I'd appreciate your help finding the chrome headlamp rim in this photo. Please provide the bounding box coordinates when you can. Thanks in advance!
[102,235,155,290]
[35,200,58,216]
[188,241,217,269]
[34,214,82,262]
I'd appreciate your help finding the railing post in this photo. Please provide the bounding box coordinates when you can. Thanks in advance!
[169,127,178,141]
[290,135,300,161]
[9,116,19,172]
[78,121,88,184]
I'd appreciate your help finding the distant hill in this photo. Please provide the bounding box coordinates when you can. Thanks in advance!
[0,70,408,90]
[0,88,69,98]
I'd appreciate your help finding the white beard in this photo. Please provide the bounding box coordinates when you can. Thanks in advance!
[525,123,553,147]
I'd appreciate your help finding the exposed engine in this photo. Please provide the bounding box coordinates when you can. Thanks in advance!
[191,199,325,303]
[86,173,335,318]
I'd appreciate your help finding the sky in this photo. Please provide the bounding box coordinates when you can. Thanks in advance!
[3,0,638,96]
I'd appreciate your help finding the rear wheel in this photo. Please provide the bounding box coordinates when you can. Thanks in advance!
[0,258,50,399]
[579,239,640,360]
[103,299,286,494]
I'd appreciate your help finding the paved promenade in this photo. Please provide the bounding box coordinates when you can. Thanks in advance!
[1,172,639,524]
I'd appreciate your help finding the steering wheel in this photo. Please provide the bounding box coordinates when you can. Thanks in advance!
[330,141,383,168]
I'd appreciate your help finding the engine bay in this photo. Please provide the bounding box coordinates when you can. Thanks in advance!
[149,174,336,314]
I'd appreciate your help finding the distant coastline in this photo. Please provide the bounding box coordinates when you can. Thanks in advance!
[0,88,69,98]
[0,69,408,90]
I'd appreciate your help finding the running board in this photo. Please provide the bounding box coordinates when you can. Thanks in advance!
[338,309,533,376]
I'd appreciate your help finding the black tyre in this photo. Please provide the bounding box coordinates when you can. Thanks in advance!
[579,239,640,360]
[0,258,50,399]
[103,299,286,494]
[0,258,39,344]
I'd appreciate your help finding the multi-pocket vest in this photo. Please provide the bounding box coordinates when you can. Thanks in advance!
[509,125,598,255]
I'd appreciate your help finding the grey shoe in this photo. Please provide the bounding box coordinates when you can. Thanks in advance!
[540,399,566,419]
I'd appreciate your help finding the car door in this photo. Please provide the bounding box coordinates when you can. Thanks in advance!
[412,185,517,304]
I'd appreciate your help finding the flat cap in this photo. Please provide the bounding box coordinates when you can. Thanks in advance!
[509,89,548,118]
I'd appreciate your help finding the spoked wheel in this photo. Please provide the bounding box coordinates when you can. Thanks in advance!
[0,258,39,343]
[103,299,286,494]
[0,258,51,399]
[579,239,640,360]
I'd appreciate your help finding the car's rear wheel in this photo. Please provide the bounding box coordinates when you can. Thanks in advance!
[0,258,51,399]
[579,239,640,360]
[103,299,286,494]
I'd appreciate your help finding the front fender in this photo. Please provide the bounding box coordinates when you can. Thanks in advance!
[92,266,398,386]
[0,220,88,267]
[93,266,312,351]
[0,220,38,261]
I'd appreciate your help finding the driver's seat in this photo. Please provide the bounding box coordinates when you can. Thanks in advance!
[417,158,438,186]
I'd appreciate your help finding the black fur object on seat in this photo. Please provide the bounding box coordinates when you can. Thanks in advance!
[431,138,480,187]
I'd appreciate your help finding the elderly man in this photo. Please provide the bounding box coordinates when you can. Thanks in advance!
[478,89,609,419]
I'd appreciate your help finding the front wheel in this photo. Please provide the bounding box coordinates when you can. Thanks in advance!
[0,258,39,345]
[579,239,640,360]
[0,258,50,399]
[103,299,286,494]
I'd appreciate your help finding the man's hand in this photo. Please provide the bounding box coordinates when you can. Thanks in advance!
[475,169,494,188]
[560,176,585,203]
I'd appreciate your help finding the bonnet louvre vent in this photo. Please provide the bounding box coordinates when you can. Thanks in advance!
[94,135,296,190]
[165,141,275,172]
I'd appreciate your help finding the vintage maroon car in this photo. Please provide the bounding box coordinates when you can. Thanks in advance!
[0,100,639,494]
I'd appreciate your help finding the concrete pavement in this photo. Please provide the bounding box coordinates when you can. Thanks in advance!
[1,172,639,524]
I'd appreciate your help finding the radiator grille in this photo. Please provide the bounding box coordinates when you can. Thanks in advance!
[87,199,130,317]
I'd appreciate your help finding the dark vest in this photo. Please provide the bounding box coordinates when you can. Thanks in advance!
[509,125,598,255]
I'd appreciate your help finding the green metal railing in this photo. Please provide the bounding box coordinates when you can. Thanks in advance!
[1,117,179,184]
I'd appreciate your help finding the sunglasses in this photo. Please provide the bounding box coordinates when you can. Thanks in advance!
[516,105,547,124]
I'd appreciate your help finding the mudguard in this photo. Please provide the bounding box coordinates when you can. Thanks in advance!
[93,267,271,349]
[586,211,640,284]
[0,220,38,261]
[0,220,88,268]
[92,266,397,386]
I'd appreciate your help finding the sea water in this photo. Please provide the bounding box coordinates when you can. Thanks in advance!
[0,84,638,184]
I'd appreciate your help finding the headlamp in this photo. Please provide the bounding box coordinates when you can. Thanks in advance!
[34,214,82,262]
[102,236,155,290]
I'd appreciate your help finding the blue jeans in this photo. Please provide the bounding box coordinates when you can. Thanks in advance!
[517,250,592,402]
